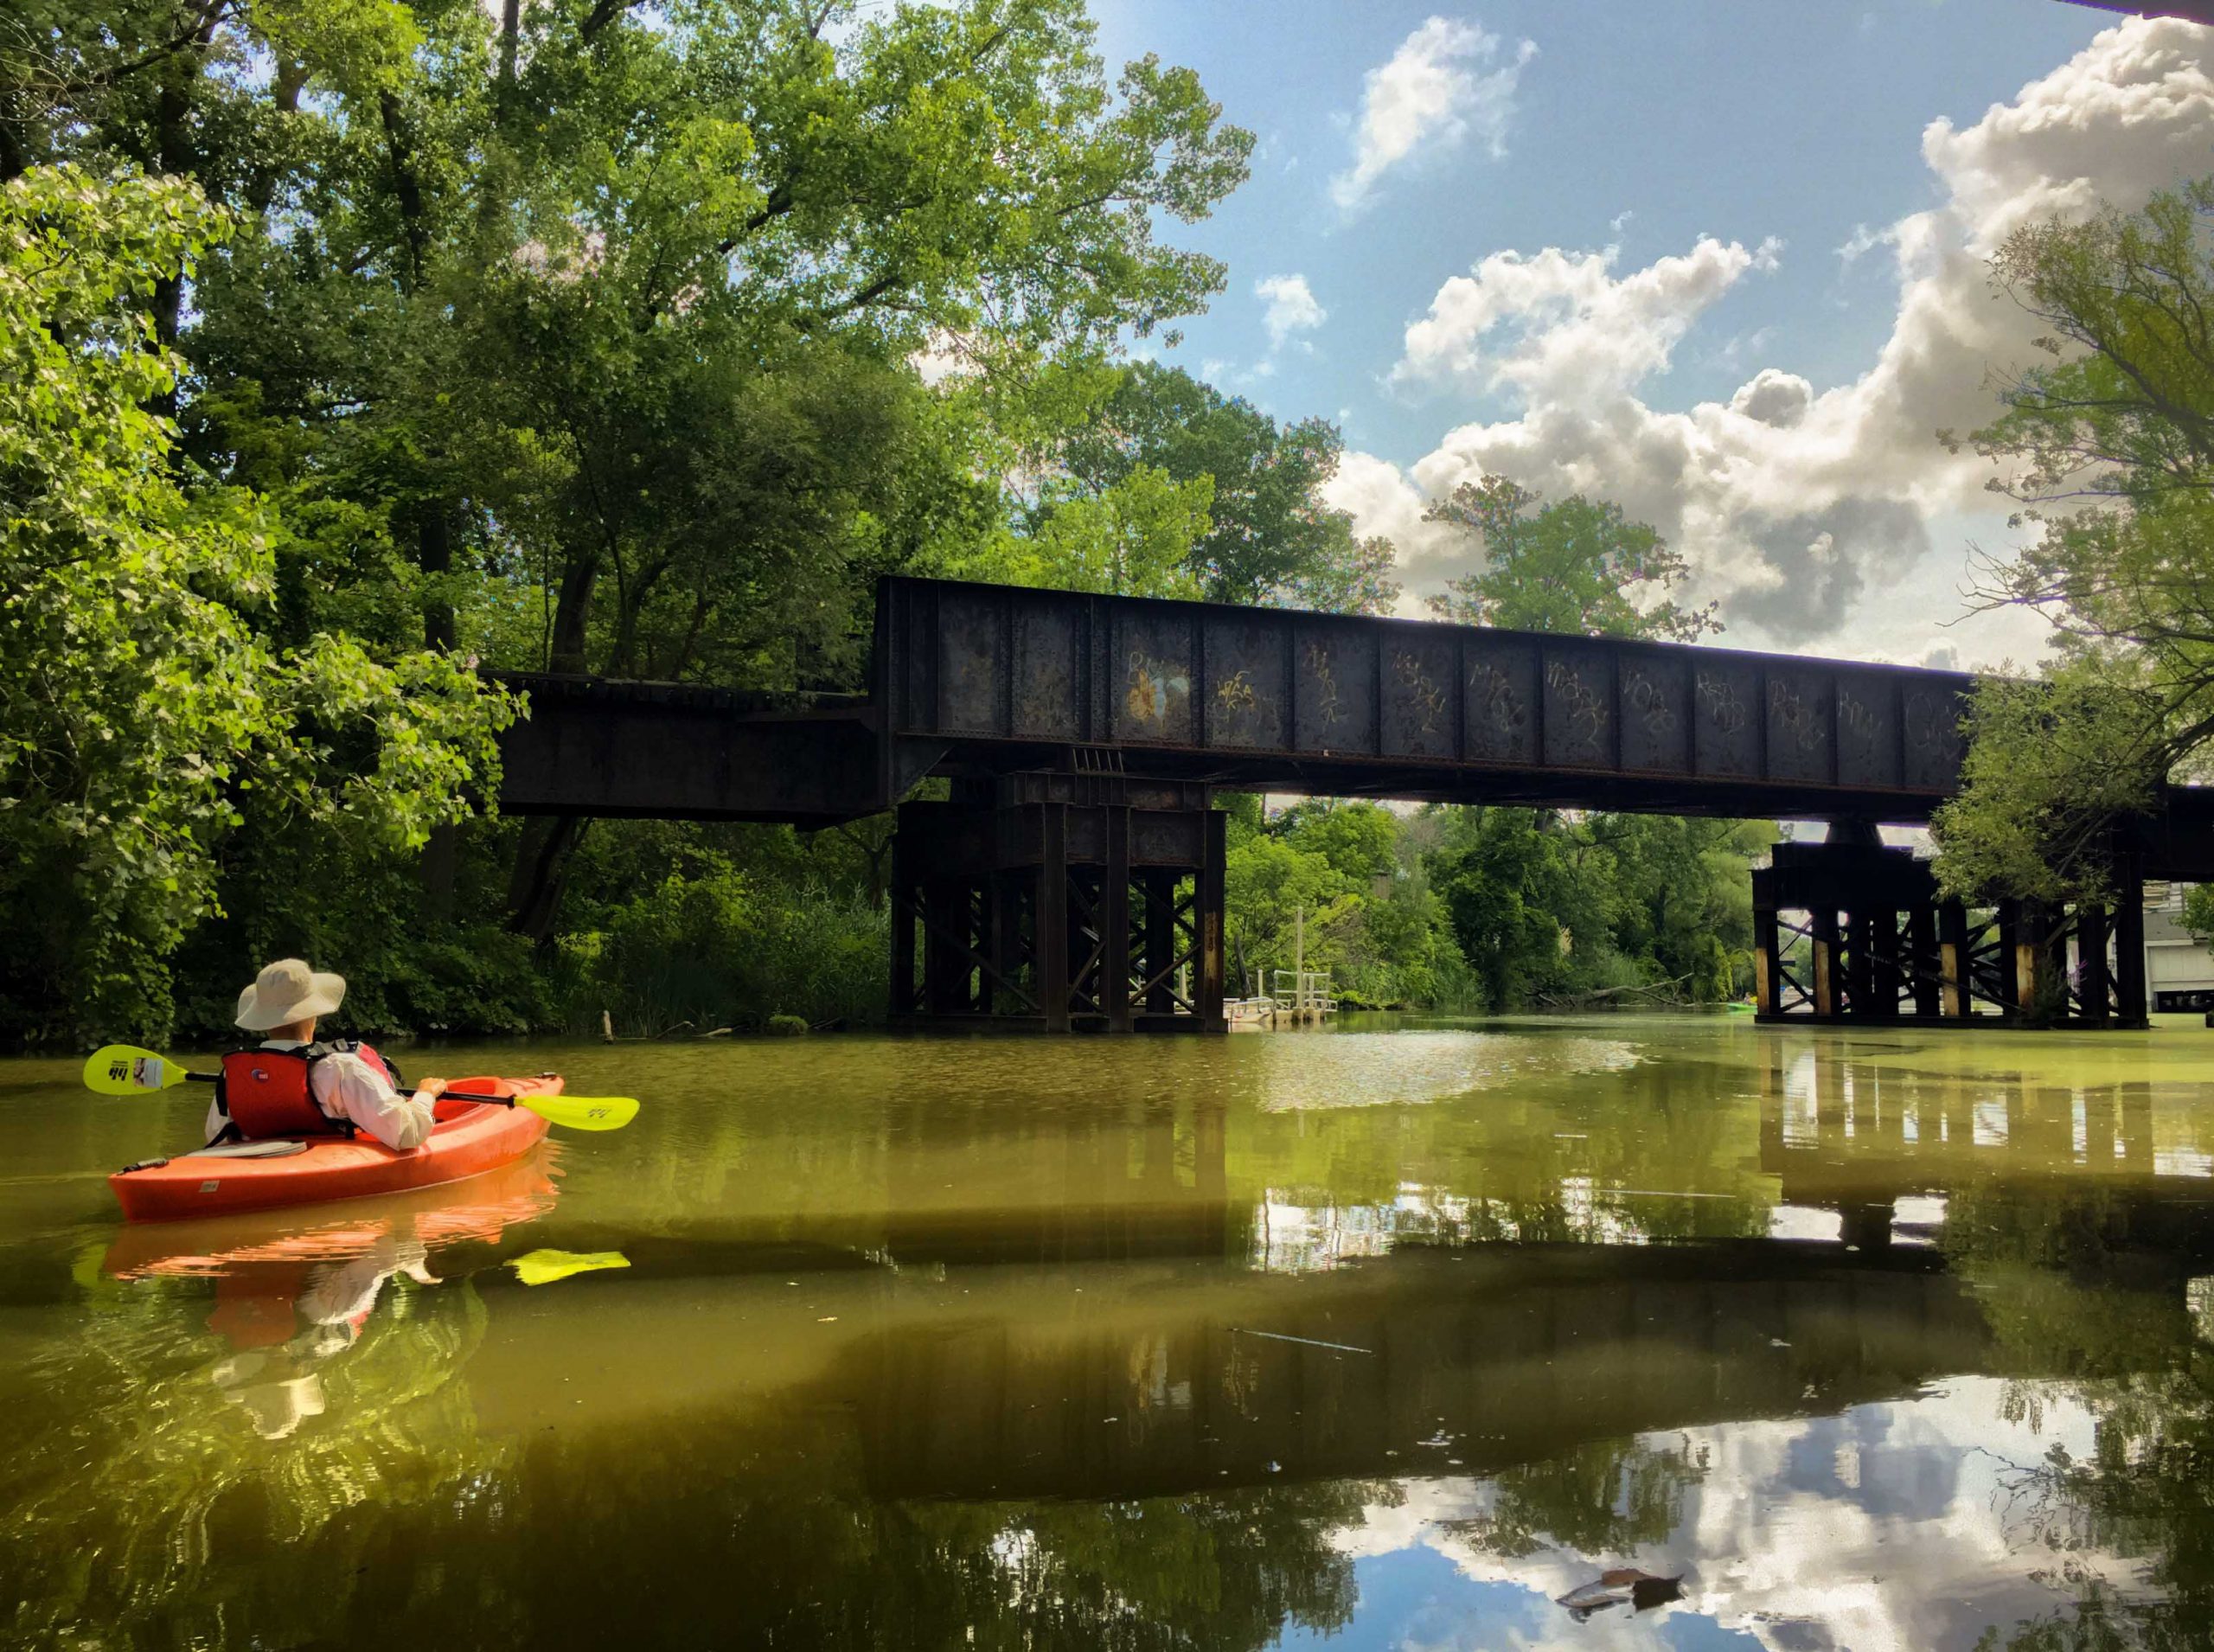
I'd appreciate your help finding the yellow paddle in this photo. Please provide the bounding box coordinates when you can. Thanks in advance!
[82,1043,640,1131]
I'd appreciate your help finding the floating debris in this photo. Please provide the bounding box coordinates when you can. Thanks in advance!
[1555,1569,1684,1621]
[1231,1328,1372,1355]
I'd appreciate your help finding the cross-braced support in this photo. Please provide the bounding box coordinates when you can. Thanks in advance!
[1753,841,2147,1028]
[889,768,1226,1034]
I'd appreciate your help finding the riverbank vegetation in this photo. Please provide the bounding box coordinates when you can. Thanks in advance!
[1933,182,2214,910]
[0,0,1779,1044]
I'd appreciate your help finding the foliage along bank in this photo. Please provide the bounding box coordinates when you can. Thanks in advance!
[2,0,1778,1044]
[1931,179,2214,915]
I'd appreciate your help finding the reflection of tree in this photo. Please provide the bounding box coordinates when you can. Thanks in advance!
[963,1479,1385,1649]
[1246,1040,1775,1253]
[1437,1433,1707,1560]
[3,1270,508,1647]
[1977,1363,2214,1635]
[1944,1181,2214,1652]
[1975,1572,2193,1652]
[7,1278,1389,1652]
[291,1394,1386,1651]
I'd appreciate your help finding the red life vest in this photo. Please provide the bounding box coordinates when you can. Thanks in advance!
[218,1041,397,1140]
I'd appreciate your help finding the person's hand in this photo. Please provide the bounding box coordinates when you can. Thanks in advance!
[410,1077,448,1110]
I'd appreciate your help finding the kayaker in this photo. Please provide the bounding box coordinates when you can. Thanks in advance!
[205,959,450,1151]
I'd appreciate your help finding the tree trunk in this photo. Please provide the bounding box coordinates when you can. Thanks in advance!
[0,112,30,182]
[246,61,307,215]
[506,816,590,944]
[833,823,892,910]
[498,0,522,97]
[421,825,460,923]
[517,541,597,927]
[419,508,456,650]
[416,506,461,920]
[548,555,598,674]
[149,25,198,419]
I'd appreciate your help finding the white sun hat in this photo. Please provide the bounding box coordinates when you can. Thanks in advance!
[234,957,347,1031]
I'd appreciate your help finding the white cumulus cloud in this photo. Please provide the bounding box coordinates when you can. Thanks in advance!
[1392,236,1780,407]
[1336,19,2214,651]
[1254,272,1328,349]
[1330,16,1538,213]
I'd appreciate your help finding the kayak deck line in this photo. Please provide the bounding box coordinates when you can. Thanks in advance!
[118,1141,310,1174]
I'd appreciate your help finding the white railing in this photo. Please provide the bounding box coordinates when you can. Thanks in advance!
[1270,969,1337,1021]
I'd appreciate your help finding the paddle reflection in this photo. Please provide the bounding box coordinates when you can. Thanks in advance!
[102,1152,562,1437]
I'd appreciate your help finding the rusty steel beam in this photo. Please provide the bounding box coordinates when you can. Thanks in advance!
[494,672,931,825]
[491,586,2214,878]
[874,577,1974,823]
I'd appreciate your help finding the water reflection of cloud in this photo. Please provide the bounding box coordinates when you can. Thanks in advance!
[1320,1379,2136,1652]
[1255,1033,1641,1112]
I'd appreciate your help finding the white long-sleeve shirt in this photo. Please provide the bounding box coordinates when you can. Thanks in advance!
[204,1040,437,1150]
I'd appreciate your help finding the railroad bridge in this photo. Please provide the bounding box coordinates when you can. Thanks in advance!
[496,575,2214,1033]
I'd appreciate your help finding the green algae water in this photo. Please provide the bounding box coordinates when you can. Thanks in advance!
[5,1015,2214,1650]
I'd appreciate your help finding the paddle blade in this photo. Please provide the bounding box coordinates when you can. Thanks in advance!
[509,1249,630,1287]
[517,1092,638,1131]
[83,1046,193,1096]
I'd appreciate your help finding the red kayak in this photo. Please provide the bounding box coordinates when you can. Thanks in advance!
[108,1075,559,1223]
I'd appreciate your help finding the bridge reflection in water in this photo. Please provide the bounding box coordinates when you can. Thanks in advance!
[18,1024,2214,1649]
[451,1033,2214,1515]
[811,1062,2204,1509]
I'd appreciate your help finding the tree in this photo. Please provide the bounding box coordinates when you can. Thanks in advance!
[1584,814,1772,1001]
[5,0,1261,964]
[1427,808,1591,1010]
[0,166,509,1039]
[1933,661,2160,906]
[1412,477,1753,1008]
[1421,475,1718,641]
[1935,181,2214,902]
[1049,362,1401,613]
[970,464,1215,598]
[1278,799,1398,883]
[1223,825,1360,996]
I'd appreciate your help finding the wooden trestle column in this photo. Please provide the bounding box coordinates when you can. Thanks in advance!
[887,768,1228,1034]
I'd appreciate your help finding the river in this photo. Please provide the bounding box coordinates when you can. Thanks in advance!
[3,1013,2213,1649]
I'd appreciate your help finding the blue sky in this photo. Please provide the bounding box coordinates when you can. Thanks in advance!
[1079,3,2214,664]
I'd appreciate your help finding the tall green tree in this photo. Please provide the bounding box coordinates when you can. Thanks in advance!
[3,0,1264,989]
[1935,181,2214,903]
[1422,474,1718,642]
[0,165,509,1039]
[1222,801,1464,1008]
[1413,475,1756,1009]
[1047,362,1401,613]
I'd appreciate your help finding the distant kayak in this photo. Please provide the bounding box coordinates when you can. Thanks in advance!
[108,1075,559,1224]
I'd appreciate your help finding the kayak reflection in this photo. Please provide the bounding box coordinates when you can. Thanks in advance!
[102,1151,565,1438]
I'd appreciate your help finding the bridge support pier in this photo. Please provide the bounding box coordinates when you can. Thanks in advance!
[889,771,1226,1034]
[1753,842,2146,1028]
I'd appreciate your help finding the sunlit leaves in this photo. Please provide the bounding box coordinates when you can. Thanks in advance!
[1933,660,2160,906]
[973,464,1213,598]
[1937,181,2214,902]
[1045,362,1402,613]
[0,166,512,1038]
[1421,475,1718,643]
